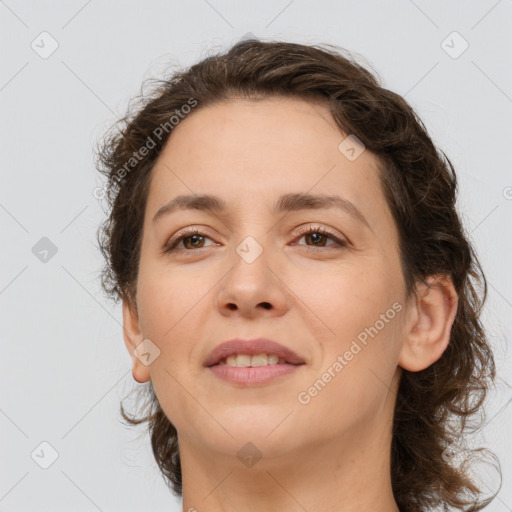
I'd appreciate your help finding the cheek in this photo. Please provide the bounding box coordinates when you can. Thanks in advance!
[137,259,210,337]
[136,270,209,428]
[289,261,398,338]
[297,315,403,438]
[299,262,404,392]
[135,271,207,409]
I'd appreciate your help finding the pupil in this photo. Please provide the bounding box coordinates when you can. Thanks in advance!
[308,232,324,246]
[187,235,203,248]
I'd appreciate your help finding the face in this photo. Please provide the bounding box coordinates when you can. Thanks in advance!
[125,96,411,463]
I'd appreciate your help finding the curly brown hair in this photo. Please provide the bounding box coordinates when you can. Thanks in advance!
[95,39,501,511]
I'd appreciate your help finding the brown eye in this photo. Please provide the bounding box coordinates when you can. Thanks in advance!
[302,231,330,247]
[163,229,215,253]
[181,234,206,249]
[294,225,347,249]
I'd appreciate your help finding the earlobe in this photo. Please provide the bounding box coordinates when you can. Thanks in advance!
[122,300,151,383]
[398,275,459,372]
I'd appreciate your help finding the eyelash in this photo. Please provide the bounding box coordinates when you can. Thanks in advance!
[163,225,348,254]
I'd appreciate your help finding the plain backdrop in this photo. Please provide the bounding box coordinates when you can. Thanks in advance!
[1,1,511,511]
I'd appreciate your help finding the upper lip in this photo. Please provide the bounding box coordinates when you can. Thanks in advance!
[204,338,306,367]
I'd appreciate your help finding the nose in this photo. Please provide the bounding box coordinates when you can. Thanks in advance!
[215,238,290,319]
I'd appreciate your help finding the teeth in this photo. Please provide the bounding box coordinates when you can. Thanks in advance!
[218,354,286,367]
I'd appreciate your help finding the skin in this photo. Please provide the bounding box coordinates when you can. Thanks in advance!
[122,96,459,512]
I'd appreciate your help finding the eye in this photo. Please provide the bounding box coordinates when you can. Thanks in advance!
[292,224,348,249]
[163,228,216,254]
[162,224,348,255]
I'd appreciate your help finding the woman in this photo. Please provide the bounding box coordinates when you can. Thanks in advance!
[96,40,500,511]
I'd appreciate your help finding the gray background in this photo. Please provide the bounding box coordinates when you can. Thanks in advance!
[1,1,511,510]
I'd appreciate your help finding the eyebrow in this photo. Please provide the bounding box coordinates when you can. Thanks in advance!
[152,192,372,231]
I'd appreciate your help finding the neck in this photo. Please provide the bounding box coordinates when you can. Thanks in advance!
[180,414,400,512]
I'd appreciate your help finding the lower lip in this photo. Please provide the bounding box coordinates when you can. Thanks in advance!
[207,363,302,386]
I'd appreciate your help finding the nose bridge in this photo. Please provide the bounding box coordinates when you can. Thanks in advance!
[228,199,273,265]
[235,233,266,265]
[230,230,273,290]
[215,226,289,316]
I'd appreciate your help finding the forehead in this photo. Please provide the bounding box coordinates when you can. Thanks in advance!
[146,97,392,232]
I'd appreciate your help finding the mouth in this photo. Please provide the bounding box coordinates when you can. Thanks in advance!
[207,358,304,386]
[211,354,297,367]
[204,338,305,386]
[204,338,306,368]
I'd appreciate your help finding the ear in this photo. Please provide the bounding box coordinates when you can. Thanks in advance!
[122,300,151,383]
[398,274,459,372]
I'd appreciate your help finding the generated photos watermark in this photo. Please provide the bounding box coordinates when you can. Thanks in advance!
[297,301,403,405]
[93,98,198,200]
